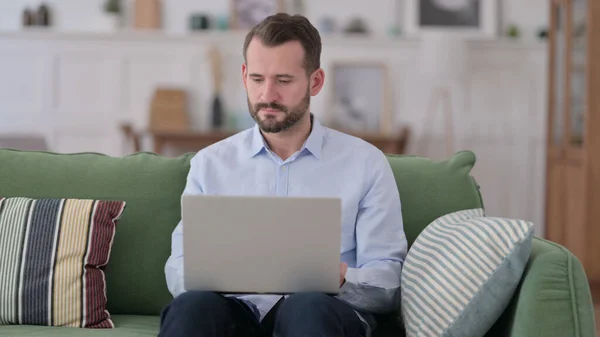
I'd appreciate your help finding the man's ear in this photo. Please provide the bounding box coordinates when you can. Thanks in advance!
[310,68,325,96]
[242,63,248,90]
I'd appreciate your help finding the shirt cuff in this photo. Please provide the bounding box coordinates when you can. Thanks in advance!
[340,267,359,292]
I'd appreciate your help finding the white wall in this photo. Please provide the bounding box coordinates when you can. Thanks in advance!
[0,0,551,235]
[0,0,549,40]
[0,30,549,238]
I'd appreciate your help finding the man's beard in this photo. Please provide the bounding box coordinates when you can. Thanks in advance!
[248,88,310,133]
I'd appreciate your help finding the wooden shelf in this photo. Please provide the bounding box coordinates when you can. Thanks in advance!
[121,124,411,156]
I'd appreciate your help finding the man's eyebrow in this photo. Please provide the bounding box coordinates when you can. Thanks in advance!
[248,73,295,79]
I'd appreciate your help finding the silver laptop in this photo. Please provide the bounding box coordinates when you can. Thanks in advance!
[181,194,342,295]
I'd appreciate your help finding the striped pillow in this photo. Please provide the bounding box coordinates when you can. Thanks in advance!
[0,197,126,328]
[400,209,534,337]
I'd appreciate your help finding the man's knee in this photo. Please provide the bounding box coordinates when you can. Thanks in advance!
[280,292,333,312]
[169,291,228,313]
[276,292,338,324]
[159,291,232,337]
[274,292,365,337]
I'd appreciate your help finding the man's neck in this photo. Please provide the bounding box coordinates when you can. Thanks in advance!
[262,114,312,161]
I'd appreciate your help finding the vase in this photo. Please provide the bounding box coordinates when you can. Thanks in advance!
[97,13,120,32]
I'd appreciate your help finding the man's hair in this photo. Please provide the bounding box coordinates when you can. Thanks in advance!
[243,13,322,75]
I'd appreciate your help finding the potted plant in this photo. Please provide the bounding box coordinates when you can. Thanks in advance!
[99,0,122,31]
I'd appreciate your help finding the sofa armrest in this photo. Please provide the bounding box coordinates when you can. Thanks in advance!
[485,237,596,337]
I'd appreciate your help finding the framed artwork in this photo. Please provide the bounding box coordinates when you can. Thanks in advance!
[230,0,286,30]
[328,62,392,135]
[404,0,498,37]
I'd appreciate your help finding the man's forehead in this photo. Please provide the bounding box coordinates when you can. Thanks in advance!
[246,37,305,62]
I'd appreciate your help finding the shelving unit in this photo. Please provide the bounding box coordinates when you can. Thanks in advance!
[545,0,600,285]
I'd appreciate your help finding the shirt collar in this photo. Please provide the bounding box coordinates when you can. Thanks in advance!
[247,114,324,160]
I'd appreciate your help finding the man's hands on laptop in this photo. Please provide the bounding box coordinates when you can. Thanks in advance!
[340,262,348,287]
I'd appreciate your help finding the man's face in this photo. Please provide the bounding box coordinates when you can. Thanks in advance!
[243,37,319,133]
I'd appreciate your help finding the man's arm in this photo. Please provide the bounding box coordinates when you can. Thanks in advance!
[337,150,407,314]
[164,154,204,298]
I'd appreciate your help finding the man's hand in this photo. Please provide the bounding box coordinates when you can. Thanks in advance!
[340,262,348,286]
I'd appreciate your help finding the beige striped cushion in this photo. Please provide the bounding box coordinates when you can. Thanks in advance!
[400,209,534,337]
[0,197,126,328]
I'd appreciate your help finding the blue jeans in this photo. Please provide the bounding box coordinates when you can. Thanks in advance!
[158,291,366,337]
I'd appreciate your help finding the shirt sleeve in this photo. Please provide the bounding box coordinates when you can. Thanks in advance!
[164,153,204,298]
[336,150,408,314]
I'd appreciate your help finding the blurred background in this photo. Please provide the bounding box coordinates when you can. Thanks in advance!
[0,1,598,302]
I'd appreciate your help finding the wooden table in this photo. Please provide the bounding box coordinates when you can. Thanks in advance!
[121,124,411,155]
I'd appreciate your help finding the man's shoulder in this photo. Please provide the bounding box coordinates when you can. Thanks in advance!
[323,127,387,161]
[190,127,254,162]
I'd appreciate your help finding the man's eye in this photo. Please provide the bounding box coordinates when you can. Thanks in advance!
[279,80,291,84]
[253,78,263,83]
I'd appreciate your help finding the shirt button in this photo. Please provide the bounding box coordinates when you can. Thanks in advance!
[281,166,286,170]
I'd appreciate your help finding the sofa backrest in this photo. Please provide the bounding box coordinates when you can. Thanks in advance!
[0,149,193,316]
[0,148,484,316]
[386,150,484,247]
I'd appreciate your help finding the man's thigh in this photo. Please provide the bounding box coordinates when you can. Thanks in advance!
[159,291,265,337]
[272,292,366,337]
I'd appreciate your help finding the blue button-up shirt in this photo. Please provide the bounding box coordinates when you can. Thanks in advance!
[165,116,407,333]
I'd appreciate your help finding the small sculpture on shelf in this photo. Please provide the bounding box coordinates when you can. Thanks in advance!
[208,45,225,129]
[344,18,369,35]
[36,3,52,27]
[22,3,52,28]
[22,8,35,27]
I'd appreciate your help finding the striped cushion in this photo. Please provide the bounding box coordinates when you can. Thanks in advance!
[0,197,126,329]
[400,209,534,337]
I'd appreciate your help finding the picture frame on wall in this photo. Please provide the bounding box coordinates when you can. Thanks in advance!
[328,62,392,135]
[404,0,498,38]
[230,0,286,30]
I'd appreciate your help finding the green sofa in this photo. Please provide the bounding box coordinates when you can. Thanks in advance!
[0,148,596,337]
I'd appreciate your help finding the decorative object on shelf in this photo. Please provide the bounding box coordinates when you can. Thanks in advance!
[318,17,336,34]
[230,0,285,30]
[149,88,190,131]
[344,18,369,34]
[291,0,305,16]
[22,7,35,27]
[388,24,402,37]
[537,27,548,40]
[134,0,162,29]
[100,0,122,31]
[208,45,225,129]
[506,24,521,39]
[328,62,391,135]
[390,0,403,37]
[216,15,230,30]
[416,33,467,157]
[189,13,210,30]
[35,3,52,27]
[404,0,498,38]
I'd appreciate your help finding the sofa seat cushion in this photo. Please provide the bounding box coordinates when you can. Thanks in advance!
[0,315,159,337]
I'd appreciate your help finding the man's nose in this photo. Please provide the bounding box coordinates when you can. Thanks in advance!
[261,81,278,102]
